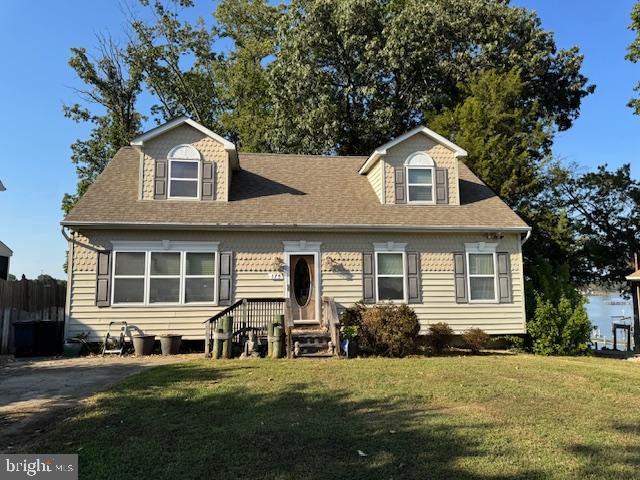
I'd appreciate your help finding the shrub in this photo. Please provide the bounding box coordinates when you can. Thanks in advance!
[427,322,454,354]
[527,293,591,355]
[499,335,526,352]
[340,302,366,328]
[462,328,490,353]
[357,304,420,357]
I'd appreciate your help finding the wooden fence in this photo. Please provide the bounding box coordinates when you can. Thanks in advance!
[0,278,67,355]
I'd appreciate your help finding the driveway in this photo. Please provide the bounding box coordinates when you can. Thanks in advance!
[0,354,199,452]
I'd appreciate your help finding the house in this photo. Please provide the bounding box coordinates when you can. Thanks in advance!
[61,117,530,344]
[0,241,12,280]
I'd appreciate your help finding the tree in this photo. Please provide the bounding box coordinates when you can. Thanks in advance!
[429,68,551,209]
[549,163,640,289]
[216,0,282,151]
[62,37,143,214]
[627,1,640,114]
[127,0,225,129]
[268,0,593,155]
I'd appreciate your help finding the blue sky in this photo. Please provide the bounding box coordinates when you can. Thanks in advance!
[0,0,638,279]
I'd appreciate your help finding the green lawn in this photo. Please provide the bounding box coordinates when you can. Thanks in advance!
[28,355,640,479]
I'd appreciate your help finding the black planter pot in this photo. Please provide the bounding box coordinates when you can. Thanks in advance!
[159,335,182,355]
[132,335,155,356]
[341,338,359,358]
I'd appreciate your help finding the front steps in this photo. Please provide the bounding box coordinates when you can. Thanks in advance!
[291,328,335,358]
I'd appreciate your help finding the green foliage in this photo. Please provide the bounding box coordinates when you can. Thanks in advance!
[547,163,640,290]
[427,322,454,354]
[499,335,526,353]
[268,0,592,154]
[528,294,592,356]
[462,328,490,354]
[430,68,550,209]
[355,304,420,357]
[127,0,225,129]
[340,325,359,341]
[62,37,143,214]
[216,0,282,151]
[626,2,640,114]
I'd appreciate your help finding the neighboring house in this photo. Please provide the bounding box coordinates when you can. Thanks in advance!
[0,241,12,280]
[62,117,530,342]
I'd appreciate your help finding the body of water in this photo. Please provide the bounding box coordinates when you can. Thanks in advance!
[585,294,634,348]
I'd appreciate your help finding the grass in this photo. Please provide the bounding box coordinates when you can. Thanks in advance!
[27,355,640,479]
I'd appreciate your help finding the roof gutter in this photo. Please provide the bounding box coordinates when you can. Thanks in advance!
[61,225,102,252]
[61,220,531,234]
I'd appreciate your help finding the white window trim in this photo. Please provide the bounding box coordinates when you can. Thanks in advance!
[111,251,147,306]
[465,242,499,304]
[168,159,201,200]
[184,252,218,306]
[167,144,201,200]
[404,152,435,205]
[148,251,182,305]
[111,241,219,307]
[373,242,408,304]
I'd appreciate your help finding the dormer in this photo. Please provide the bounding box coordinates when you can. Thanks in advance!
[131,117,238,202]
[359,126,467,206]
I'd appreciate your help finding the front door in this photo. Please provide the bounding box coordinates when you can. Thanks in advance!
[289,255,316,324]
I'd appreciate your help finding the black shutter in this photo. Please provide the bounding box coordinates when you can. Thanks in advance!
[362,253,376,303]
[435,167,448,204]
[394,167,406,204]
[407,252,421,303]
[497,252,512,303]
[154,159,167,200]
[218,252,233,305]
[96,250,111,307]
[454,253,467,303]
[201,161,215,200]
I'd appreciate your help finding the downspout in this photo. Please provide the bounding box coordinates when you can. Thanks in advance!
[521,229,532,246]
[61,226,101,252]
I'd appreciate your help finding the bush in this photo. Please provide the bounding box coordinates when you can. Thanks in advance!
[527,294,591,355]
[354,304,420,357]
[462,328,490,353]
[340,302,366,328]
[499,335,526,352]
[427,322,454,354]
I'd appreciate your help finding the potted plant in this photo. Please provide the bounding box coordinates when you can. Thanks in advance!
[340,325,359,358]
[132,333,156,356]
[63,332,88,358]
[159,334,182,355]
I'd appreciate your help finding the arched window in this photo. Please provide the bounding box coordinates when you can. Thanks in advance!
[404,152,435,203]
[167,144,200,199]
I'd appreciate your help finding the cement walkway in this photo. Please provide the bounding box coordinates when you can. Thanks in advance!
[0,354,199,452]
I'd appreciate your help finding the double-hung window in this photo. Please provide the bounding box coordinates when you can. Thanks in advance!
[375,249,407,302]
[112,252,146,304]
[185,253,216,303]
[168,145,200,199]
[111,242,218,305]
[465,244,498,302]
[405,152,435,204]
[149,252,181,303]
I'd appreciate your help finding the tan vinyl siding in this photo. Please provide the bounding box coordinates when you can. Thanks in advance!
[383,133,460,205]
[141,124,229,201]
[366,159,385,204]
[68,230,526,341]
